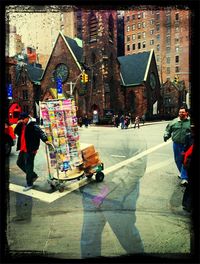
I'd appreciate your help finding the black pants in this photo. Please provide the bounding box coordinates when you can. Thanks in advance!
[17,151,38,186]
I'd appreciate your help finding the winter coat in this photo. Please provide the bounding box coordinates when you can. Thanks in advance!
[14,119,48,153]
[164,117,191,144]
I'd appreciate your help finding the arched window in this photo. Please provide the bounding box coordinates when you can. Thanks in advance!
[91,52,96,65]
[89,12,98,41]
[108,14,114,42]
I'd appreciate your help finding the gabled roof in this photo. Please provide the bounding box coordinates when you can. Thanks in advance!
[16,63,44,84]
[41,31,83,80]
[64,36,83,63]
[118,50,153,87]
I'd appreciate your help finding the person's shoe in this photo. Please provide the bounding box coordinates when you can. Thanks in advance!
[23,185,33,191]
[180,179,188,186]
[32,176,38,183]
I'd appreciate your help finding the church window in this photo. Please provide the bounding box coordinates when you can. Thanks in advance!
[89,12,98,41]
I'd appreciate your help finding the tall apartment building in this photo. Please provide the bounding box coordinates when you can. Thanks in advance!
[7,6,81,68]
[124,8,190,93]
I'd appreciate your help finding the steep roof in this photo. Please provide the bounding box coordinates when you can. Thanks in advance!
[118,50,152,87]
[41,32,83,80]
[16,63,44,84]
[64,36,83,63]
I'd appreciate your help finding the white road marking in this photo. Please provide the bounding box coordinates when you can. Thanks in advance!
[111,155,126,158]
[103,140,172,175]
[145,159,173,174]
[9,140,172,203]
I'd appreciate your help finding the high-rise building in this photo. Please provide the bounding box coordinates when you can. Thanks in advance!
[124,8,190,93]
[6,6,81,68]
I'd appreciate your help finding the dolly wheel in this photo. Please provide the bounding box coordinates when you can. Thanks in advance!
[96,172,104,182]
[58,186,65,192]
[86,173,93,179]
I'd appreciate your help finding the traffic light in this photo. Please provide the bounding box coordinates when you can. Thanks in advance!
[84,74,88,83]
[174,75,179,84]
[80,73,83,83]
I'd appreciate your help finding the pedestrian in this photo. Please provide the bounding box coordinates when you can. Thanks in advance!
[78,116,83,127]
[182,123,195,212]
[83,115,89,128]
[120,114,125,129]
[14,112,51,191]
[163,106,191,186]
[124,114,131,129]
[79,129,147,258]
[134,116,140,128]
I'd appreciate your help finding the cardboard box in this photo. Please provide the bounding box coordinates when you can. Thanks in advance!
[83,152,101,168]
[81,144,96,159]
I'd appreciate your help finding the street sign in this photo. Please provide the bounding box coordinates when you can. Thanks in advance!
[7,83,13,99]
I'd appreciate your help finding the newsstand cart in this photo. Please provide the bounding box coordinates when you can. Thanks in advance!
[40,98,104,192]
[45,143,104,192]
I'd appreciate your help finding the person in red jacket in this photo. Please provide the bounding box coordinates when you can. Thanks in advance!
[14,112,51,191]
[181,123,195,212]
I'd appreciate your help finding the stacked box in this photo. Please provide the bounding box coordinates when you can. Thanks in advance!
[40,99,83,171]
[81,144,101,168]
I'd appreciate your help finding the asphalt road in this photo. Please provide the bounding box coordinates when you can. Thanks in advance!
[6,122,193,261]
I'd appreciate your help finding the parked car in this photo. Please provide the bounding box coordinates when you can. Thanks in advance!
[5,122,16,155]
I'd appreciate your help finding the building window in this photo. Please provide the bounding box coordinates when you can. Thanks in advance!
[150,39,154,45]
[138,23,141,29]
[175,66,179,73]
[156,34,160,40]
[157,65,160,71]
[166,35,170,45]
[132,24,136,30]
[142,22,146,28]
[127,16,130,22]
[166,57,170,64]
[127,44,130,51]
[175,13,179,20]
[138,43,141,49]
[127,35,130,42]
[142,32,146,38]
[175,55,179,63]
[108,14,114,41]
[157,44,160,51]
[175,46,180,53]
[156,13,160,20]
[156,55,160,62]
[167,67,170,74]
[132,43,136,50]
[132,14,135,20]
[93,75,96,90]
[127,25,130,32]
[175,36,179,43]
[166,47,171,53]
[166,15,171,25]
[138,33,141,39]
[175,26,179,33]
[150,29,154,35]
[167,26,170,34]
[138,13,141,19]
[22,90,28,100]
[142,12,146,19]
[132,34,136,40]
[150,19,154,25]
[89,12,98,41]
[156,24,160,31]
[142,41,146,48]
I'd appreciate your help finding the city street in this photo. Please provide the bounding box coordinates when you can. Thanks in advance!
[7,122,192,260]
